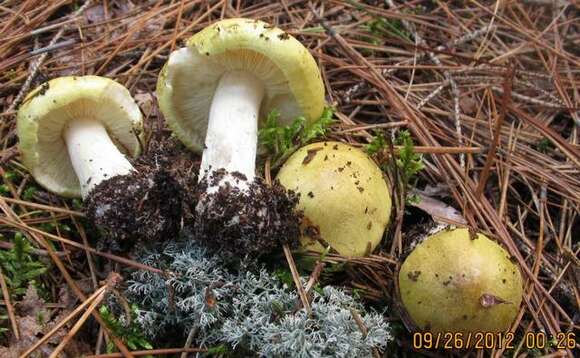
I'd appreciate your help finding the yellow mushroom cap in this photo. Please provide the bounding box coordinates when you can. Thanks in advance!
[398,227,523,334]
[276,141,392,257]
[157,18,326,152]
[17,76,143,198]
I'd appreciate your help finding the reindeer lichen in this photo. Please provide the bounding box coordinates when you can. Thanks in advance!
[125,239,390,357]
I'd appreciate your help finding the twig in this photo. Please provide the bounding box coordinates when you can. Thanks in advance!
[29,38,76,56]
[264,158,312,315]
[476,66,514,197]
[304,260,325,295]
[22,285,108,358]
[180,327,198,358]
[84,348,207,358]
[0,266,19,341]
[283,244,312,315]
[48,287,107,358]
[416,79,450,109]
[436,24,496,51]
[0,240,68,257]
[492,86,566,109]
[1,196,84,216]
[30,17,80,36]
[334,121,407,134]
[0,216,163,274]
[350,308,380,358]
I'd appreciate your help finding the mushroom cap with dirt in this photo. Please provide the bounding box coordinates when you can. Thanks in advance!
[276,141,392,257]
[17,76,183,250]
[398,227,523,334]
[157,18,325,259]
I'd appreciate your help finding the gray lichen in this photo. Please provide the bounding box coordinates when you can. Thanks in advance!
[125,240,390,357]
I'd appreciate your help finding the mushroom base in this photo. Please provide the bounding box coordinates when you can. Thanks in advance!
[194,169,302,260]
[85,167,184,252]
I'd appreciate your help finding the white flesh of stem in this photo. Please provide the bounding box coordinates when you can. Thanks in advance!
[64,118,134,199]
[199,70,265,192]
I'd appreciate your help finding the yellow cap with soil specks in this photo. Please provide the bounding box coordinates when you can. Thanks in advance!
[276,141,392,257]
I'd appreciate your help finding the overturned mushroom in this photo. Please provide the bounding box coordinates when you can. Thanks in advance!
[157,18,326,259]
[276,141,392,257]
[17,76,182,250]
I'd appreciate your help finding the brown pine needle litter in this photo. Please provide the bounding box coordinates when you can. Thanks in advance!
[0,1,578,357]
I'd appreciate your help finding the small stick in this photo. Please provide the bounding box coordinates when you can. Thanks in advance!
[435,24,496,51]
[347,142,483,154]
[404,145,483,154]
[30,18,80,36]
[72,215,98,289]
[264,158,312,315]
[180,327,198,358]
[95,327,105,356]
[29,39,76,56]
[304,260,325,295]
[49,288,107,358]
[0,240,68,257]
[416,79,450,109]
[334,121,407,134]
[1,196,84,216]
[22,285,108,357]
[84,348,207,358]
[0,266,19,340]
[476,66,514,197]
[350,308,380,358]
[283,244,312,315]
[0,216,163,274]
[350,308,368,337]
[492,86,566,109]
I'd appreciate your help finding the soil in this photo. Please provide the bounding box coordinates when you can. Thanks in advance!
[193,169,302,261]
[84,139,198,252]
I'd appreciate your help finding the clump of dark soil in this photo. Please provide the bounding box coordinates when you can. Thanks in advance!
[84,169,181,252]
[84,139,199,252]
[193,169,302,261]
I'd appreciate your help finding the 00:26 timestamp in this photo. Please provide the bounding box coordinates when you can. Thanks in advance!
[412,331,576,350]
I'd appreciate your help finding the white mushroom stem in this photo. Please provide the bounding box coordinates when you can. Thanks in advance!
[200,70,265,191]
[64,118,134,199]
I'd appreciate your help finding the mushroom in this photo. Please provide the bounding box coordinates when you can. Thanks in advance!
[276,141,392,257]
[17,76,183,250]
[157,18,325,259]
[398,227,523,335]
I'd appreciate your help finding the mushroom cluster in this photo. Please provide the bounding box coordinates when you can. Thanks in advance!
[157,18,326,259]
[17,76,183,250]
[13,15,526,355]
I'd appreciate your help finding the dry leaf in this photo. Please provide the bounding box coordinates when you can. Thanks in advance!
[411,191,467,225]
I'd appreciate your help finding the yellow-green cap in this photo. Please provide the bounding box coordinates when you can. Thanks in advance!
[276,141,392,257]
[17,76,143,198]
[157,18,325,152]
[399,227,523,334]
